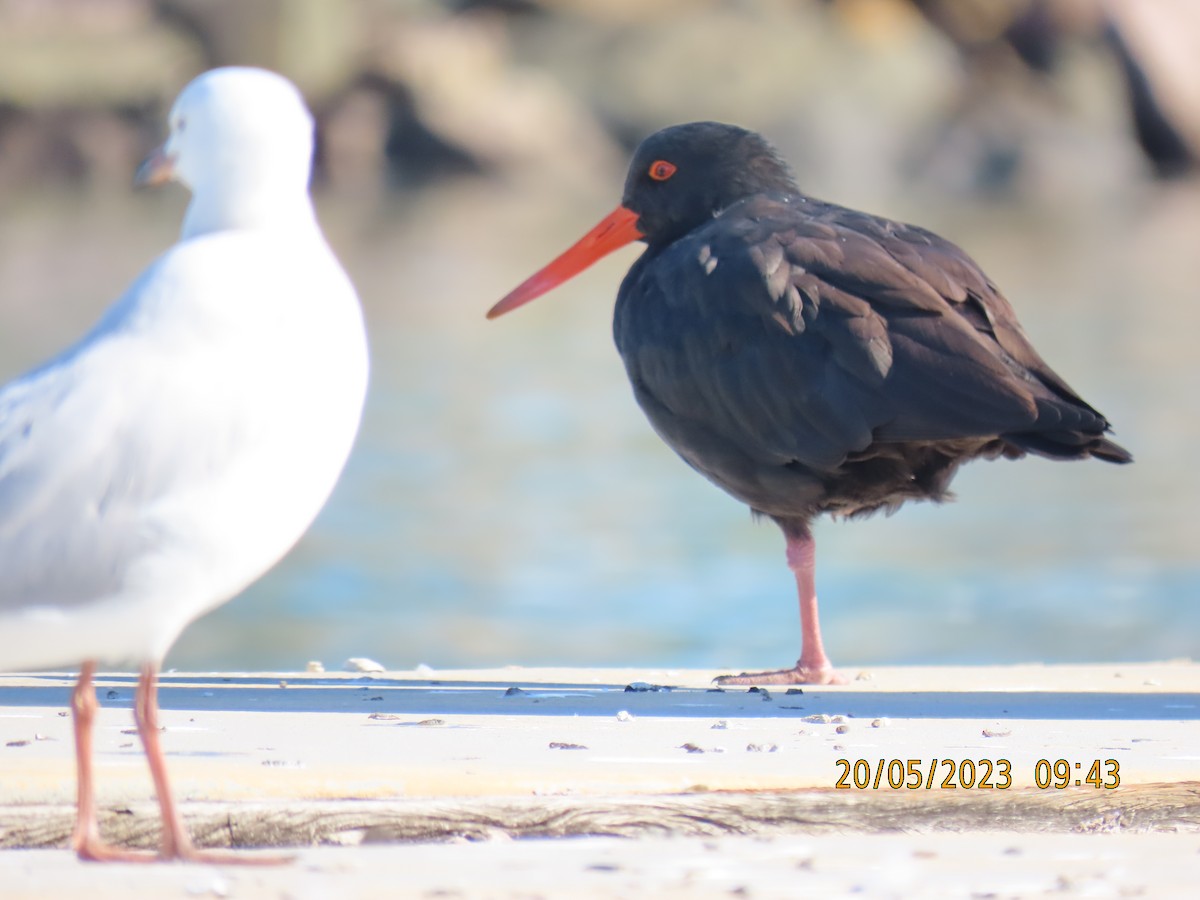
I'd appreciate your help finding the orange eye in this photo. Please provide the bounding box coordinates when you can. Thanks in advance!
[648,160,677,181]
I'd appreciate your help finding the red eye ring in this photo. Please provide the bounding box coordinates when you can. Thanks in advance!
[648,160,677,181]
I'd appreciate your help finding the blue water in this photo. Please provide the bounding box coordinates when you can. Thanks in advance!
[2,175,1197,673]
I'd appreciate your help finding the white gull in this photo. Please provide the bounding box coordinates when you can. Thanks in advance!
[0,66,369,862]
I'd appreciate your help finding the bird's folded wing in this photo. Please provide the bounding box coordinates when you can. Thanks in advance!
[0,244,277,613]
[621,202,1107,474]
[0,346,166,609]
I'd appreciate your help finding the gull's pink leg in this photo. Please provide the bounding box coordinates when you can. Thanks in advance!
[69,662,289,864]
[717,521,848,685]
[70,662,159,862]
[134,663,291,865]
[132,662,194,860]
[70,661,104,856]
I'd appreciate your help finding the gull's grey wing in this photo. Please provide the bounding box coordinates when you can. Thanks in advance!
[0,243,258,613]
[0,321,193,611]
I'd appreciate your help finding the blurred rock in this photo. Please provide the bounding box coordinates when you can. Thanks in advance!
[362,7,622,186]
[1104,0,1200,178]
[0,0,1195,195]
[0,0,197,107]
[0,0,197,189]
[871,0,1200,184]
[318,73,485,192]
[511,2,853,148]
[157,0,360,99]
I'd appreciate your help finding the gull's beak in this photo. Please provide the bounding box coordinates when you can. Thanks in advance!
[134,146,176,188]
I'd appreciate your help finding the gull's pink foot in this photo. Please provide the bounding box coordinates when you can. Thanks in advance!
[171,847,295,866]
[75,834,292,866]
[74,832,159,864]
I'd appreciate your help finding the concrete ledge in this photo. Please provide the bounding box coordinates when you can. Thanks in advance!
[1,663,1197,896]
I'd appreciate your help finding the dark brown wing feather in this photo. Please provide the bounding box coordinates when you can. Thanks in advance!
[613,193,1129,519]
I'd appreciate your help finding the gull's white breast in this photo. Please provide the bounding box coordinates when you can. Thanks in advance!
[0,225,368,669]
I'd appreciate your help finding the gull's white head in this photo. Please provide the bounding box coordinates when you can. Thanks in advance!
[138,67,317,238]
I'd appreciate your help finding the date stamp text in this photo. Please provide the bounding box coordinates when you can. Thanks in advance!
[833,758,1120,790]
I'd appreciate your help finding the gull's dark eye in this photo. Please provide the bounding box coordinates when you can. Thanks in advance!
[176,118,187,134]
[648,160,676,182]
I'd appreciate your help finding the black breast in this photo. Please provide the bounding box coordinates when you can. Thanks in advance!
[612,192,1129,521]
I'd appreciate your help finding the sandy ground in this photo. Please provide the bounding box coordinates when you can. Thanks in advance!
[1,662,1197,897]
[4,832,1200,899]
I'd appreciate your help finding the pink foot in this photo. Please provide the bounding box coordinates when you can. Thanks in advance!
[171,847,295,866]
[76,835,292,865]
[75,833,160,864]
[715,663,848,686]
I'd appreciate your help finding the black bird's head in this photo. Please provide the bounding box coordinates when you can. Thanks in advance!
[487,122,796,319]
[621,122,797,246]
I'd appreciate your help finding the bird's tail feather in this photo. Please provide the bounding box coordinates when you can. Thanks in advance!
[1006,430,1132,464]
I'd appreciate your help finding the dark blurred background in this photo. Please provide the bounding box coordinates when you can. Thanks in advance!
[1,0,1197,672]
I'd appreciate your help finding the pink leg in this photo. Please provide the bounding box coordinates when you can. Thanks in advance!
[133,663,291,865]
[70,662,161,862]
[70,661,106,858]
[69,662,289,864]
[716,522,847,685]
[133,662,195,860]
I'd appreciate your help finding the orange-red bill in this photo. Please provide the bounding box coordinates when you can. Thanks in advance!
[486,205,644,319]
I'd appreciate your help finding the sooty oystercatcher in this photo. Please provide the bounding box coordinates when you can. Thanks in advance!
[488,121,1130,685]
